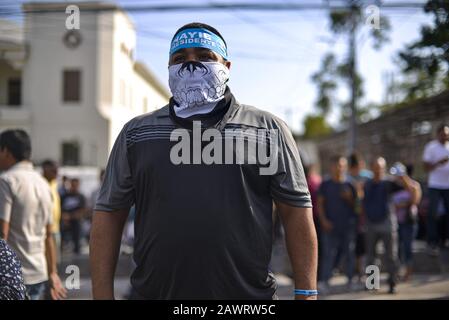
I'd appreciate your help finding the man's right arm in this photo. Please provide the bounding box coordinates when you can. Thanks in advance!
[424,158,449,172]
[423,143,449,172]
[90,209,129,300]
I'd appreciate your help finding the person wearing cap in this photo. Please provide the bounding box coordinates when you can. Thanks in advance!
[90,22,317,300]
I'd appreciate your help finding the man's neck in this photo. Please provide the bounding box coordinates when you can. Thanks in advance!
[332,175,345,183]
[4,159,21,171]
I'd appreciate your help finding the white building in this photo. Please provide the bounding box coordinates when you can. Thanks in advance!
[0,2,170,168]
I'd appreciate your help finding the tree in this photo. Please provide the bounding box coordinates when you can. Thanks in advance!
[309,1,390,150]
[310,53,338,117]
[303,114,332,139]
[398,0,449,100]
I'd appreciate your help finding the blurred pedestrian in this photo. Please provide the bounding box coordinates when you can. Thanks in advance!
[363,157,420,294]
[347,152,372,281]
[58,175,69,198]
[0,239,26,300]
[42,160,61,263]
[391,164,422,281]
[422,124,449,253]
[318,155,357,293]
[61,178,86,255]
[0,129,66,300]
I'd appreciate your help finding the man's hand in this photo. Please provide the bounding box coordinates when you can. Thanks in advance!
[438,156,449,165]
[424,156,449,172]
[295,294,317,300]
[48,272,67,300]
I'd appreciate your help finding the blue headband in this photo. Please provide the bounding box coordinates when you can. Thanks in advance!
[170,28,228,60]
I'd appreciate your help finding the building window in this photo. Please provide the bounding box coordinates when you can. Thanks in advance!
[63,70,81,102]
[7,78,21,106]
[62,141,80,166]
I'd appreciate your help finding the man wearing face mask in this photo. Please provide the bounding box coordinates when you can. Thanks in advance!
[90,22,318,300]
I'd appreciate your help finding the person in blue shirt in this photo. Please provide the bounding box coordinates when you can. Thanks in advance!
[318,155,358,293]
[362,157,420,294]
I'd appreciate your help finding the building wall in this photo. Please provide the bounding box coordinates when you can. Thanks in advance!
[314,90,449,180]
[22,10,109,166]
[1,4,169,168]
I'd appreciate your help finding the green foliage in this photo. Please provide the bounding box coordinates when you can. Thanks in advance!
[303,114,332,139]
[398,0,449,100]
[311,53,338,116]
[308,1,391,133]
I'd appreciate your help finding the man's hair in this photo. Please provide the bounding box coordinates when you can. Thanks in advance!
[371,156,386,166]
[330,154,346,164]
[406,164,414,176]
[348,152,362,168]
[0,129,31,161]
[172,22,227,47]
[42,159,57,168]
[436,123,449,134]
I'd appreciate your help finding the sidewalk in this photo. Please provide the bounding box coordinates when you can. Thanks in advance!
[60,242,449,300]
[275,273,449,300]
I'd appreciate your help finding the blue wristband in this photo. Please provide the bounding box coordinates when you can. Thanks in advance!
[294,289,318,296]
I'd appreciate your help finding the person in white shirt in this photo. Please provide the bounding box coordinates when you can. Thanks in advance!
[422,124,449,252]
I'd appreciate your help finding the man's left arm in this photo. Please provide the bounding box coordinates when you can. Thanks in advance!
[275,201,318,300]
[398,176,422,205]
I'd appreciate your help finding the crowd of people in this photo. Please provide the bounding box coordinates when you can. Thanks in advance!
[0,129,104,299]
[303,124,449,295]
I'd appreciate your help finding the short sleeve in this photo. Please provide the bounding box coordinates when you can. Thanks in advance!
[270,119,312,208]
[95,125,135,212]
[422,142,433,163]
[0,178,12,223]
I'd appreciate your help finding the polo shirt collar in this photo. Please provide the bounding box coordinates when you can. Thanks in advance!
[10,160,33,171]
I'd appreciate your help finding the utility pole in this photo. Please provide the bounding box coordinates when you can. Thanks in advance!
[347,1,358,155]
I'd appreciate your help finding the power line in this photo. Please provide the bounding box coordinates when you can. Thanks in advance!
[0,1,427,16]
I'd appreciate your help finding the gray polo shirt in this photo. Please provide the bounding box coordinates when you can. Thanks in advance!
[96,95,312,299]
[0,161,53,285]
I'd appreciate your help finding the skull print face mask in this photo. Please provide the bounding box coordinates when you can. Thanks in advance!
[168,61,230,118]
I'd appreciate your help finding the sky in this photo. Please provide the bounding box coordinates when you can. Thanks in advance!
[3,0,432,133]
